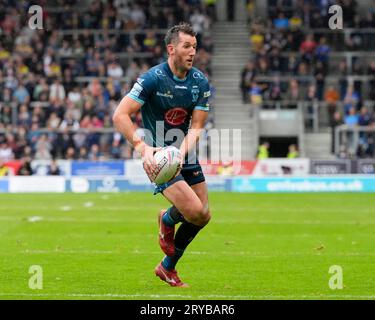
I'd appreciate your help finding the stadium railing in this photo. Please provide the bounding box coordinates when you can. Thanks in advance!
[334,124,375,156]
[250,99,375,133]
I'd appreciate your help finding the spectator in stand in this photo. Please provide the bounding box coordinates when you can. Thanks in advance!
[0,105,12,126]
[273,12,289,30]
[287,144,299,158]
[33,77,50,100]
[325,85,340,125]
[13,81,30,104]
[357,106,373,157]
[190,9,209,43]
[0,141,14,162]
[331,111,344,154]
[48,160,61,175]
[65,147,76,160]
[0,160,9,176]
[107,61,124,79]
[34,134,53,160]
[257,142,269,159]
[240,61,256,104]
[343,84,360,115]
[78,146,88,160]
[17,157,33,176]
[285,79,304,108]
[88,144,102,161]
[315,37,331,67]
[300,34,317,63]
[49,78,66,102]
[345,107,359,126]
[110,138,122,159]
[249,81,263,114]
[358,107,372,126]
[368,61,375,100]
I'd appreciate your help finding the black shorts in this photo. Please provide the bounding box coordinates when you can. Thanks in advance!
[153,163,205,195]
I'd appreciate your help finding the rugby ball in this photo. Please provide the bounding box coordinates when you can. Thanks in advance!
[151,146,182,184]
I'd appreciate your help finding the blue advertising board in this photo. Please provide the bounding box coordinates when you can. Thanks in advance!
[71,161,125,176]
[0,179,8,192]
[232,176,375,193]
[66,176,231,193]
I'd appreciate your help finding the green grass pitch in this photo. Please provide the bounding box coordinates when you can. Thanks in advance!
[0,192,374,300]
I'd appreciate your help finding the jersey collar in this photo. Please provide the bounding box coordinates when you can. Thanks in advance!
[165,61,189,82]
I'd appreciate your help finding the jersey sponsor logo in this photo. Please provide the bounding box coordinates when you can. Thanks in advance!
[191,88,199,102]
[155,69,166,77]
[175,85,187,89]
[130,83,143,97]
[193,71,203,79]
[203,90,211,98]
[165,107,188,126]
[156,91,173,99]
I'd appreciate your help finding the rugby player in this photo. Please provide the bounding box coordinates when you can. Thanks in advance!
[113,22,211,287]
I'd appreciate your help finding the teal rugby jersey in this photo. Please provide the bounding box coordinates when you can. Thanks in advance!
[126,62,211,148]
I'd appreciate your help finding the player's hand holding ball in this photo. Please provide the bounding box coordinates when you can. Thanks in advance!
[152,146,182,184]
[135,141,161,180]
[135,142,182,184]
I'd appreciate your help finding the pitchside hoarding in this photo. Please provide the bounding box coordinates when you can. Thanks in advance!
[356,160,375,174]
[71,161,125,176]
[2,175,375,193]
[310,160,351,174]
[231,176,375,192]
[0,180,8,192]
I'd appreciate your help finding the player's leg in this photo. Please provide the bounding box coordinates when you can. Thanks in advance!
[163,179,209,226]
[156,174,201,257]
[159,179,210,273]
[167,180,210,270]
[160,179,208,259]
[190,181,210,221]
[156,170,209,258]
[155,179,207,287]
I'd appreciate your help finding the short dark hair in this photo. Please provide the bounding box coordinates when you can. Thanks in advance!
[164,22,196,46]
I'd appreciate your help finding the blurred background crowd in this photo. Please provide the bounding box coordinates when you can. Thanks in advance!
[0,0,215,174]
[242,0,375,158]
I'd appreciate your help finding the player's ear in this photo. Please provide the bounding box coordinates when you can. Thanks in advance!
[166,43,175,56]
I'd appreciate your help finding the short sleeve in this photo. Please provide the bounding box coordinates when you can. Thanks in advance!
[194,78,211,112]
[126,72,155,106]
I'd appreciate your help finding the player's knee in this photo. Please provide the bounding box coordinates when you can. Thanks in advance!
[200,208,211,226]
[183,202,202,223]
[189,204,210,227]
[184,203,203,219]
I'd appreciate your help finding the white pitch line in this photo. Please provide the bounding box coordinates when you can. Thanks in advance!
[1,216,375,225]
[0,293,374,299]
[0,205,374,214]
[19,249,375,257]
[22,249,117,254]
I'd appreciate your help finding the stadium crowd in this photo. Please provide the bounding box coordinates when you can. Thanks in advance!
[241,0,375,158]
[0,0,216,175]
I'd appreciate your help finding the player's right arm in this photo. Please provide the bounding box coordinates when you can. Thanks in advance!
[112,94,159,178]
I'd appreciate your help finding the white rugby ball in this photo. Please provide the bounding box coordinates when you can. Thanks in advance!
[151,146,182,184]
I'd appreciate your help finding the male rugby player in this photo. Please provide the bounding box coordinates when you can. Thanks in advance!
[113,23,211,287]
